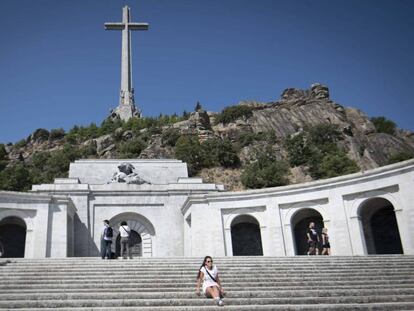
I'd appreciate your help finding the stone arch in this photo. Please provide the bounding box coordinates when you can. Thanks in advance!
[0,210,33,231]
[291,208,324,255]
[0,216,27,258]
[358,197,403,254]
[231,214,263,256]
[109,213,155,257]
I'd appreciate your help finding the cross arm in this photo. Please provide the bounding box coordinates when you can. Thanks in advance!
[128,23,149,31]
[105,23,125,30]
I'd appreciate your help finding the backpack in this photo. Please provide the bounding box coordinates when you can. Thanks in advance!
[105,226,113,238]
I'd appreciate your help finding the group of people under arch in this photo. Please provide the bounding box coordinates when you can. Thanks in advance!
[292,198,403,255]
[101,219,140,259]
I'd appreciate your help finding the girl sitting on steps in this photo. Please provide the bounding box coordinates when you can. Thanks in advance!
[195,256,225,306]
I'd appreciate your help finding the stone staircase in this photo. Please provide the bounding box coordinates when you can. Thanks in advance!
[0,256,414,310]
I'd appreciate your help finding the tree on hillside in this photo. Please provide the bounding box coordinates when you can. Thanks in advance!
[241,146,289,189]
[371,116,396,135]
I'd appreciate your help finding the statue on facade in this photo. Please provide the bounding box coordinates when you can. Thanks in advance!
[109,162,151,184]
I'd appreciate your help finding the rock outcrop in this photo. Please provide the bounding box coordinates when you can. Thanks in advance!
[2,83,413,191]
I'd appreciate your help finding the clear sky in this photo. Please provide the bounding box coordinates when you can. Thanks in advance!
[0,0,413,143]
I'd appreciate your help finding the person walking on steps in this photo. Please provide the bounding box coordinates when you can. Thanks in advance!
[307,222,319,255]
[119,221,132,259]
[195,256,225,306]
[321,227,331,255]
[101,220,113,259]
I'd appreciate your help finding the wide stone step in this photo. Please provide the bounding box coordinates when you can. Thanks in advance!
[2,279,413,291]
[2,302,414,311]
[2,295,414,309]
[1,256,413,310]
[3,264,413,273]
[6,257,414,262]
[2,269,412,281]
[3,283,414,294]
[5,257,414,266]
[3,273,413,285]
[1,288,414,301]
[4,262,413,270]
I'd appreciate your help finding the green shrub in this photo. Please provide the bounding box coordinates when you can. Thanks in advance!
[203,138,240,168]
[311,151,359,179]
[30,152,51,170]
[387,151,414,164]
[174,135,204,176]
[148,126,162,136]
[215,105,253,124]
[0,164,32,191]
[285,132,315,166]
[0,144,7,161]
[236,131,277,147]
[371,116,396,135]
[64,133,78,145]
[0,144,8,171]
[182,110,190,119]
[14,139,27,148]
[82,123,99,139]
[285,124,360,179]
[161,128,181,147]
[241,147,289,189]
[49,128,65,140]
[99,118,123,136]
[118,138,147,158]
[44,152,71,179]
[80,143,97,158]
[174,136,240,175]
[307,123,341,155]
[32,128,50,142]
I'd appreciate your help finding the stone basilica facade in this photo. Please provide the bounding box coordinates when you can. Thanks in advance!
[0,158,413,258]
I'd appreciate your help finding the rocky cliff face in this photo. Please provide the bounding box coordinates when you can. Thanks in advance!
[210,83,414,171]
[3,83,414,191]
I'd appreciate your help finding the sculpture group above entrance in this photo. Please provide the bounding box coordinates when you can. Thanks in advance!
[109,162,151,185]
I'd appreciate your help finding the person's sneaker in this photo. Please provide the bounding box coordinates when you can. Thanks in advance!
[217,299,224,306]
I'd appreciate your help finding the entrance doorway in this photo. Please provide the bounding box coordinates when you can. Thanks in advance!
[0,216,26,258]
[359,198,403,254]
[231,215,263,256]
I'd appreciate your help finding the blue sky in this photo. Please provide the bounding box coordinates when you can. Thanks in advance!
[0,0,413,143]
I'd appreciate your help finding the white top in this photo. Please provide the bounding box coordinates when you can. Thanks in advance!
[200,265,219,294]
[119,225,131,238]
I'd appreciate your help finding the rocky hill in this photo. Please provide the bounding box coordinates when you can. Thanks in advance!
[1,83,413,191]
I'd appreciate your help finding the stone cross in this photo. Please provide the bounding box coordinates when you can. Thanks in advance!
[105,6,149,121]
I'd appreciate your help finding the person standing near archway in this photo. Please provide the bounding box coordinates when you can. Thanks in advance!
[307,222,319,255]
[101,220,113,259]
[321,228,331,255]
[119,221,132,259]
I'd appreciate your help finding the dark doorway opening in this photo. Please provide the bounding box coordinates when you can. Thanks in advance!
[359,198,403,254]
[231,215,263,256]
[0,216,26,258]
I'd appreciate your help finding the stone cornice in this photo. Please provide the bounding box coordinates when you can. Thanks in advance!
[0,191,74,207]
[181,159,414,214]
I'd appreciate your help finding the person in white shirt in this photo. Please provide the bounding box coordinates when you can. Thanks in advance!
[119,221,132,259]
[195,256,224,306]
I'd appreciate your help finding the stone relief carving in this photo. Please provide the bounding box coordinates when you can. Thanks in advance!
[109,162,151,185]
